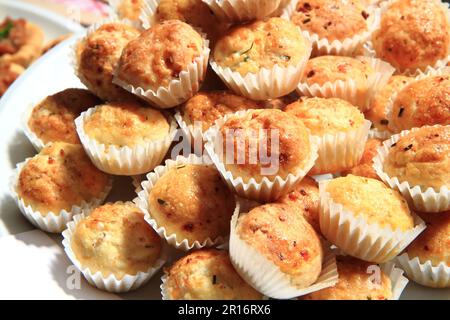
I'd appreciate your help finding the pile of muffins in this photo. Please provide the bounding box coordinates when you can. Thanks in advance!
[9,0,450,299]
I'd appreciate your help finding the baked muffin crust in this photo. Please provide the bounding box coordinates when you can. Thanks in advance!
[342,138,382,180]
[0,61,24,97]
[115,0,144,20]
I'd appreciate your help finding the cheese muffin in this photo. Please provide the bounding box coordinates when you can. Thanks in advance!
[372,0,450,73]
[76,22,140,101]
[213,17,310,76]
[17,142,110,215]
[326,175,414,231]
[28,89,101,146]
[276,176,320,233]
[0,61,24,97]
[366,75,413,134]
[388,75,450,133]
[83,101,170,147]
[219,109,314,181]
[382,125,450,190]
[112,0,144,21]
[180,91,260,132]
[302,256,392,300]
[164,249,263,300]
[290,0,369,41]
[116,20,204,92]
[71,202,162,279]
[342,138,382,180]
[236,203,323,288]
[148,164,235,244]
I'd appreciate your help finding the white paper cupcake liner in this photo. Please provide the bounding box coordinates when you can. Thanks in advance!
[297,56,395,112]
[381,261,409,300]
[373,127,450,212]
[319,179,427,263]
[204,110,319,202]
[113,37,210,109]
[61,204,167,293]
[210,41,311,101]
[229,200,339,299]
[281,1,381,56]
[174,111,205,150]
[310,119,371,175]
[133,154,228,251]
[139,0,160,29]
[75,106,177,176]
[368,128,392,140]
[202,0,281,22]
[10,159,113,233]
[395,253,450,288]
[160,273,170,300]
[363,0,450,76]
[22,102,46,152]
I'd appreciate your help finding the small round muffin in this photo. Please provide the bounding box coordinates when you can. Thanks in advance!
[406,211,450,267]
[276,176,320,233]
[76,22,140,101]
[116,20,204,91]
[326,175,414,231]
[290,0,369,41]
[71,202,162,279]
[164,249,263,300]
[148,164,235,243]
[213,17,310,76]
[219,109,313,181]
[388,75,450,133]
[342,138,382,180]
[17,142,110,215]
[113,0,144,20]
[28,88,101,145]
[0,61,24,97]
[83,101,170,147]
[236,203,323,288]
[302,256,392,300]
[366,75,413,133]
[285,97,365,136]
[382,125,450,190]
[155,0,228,44]
[180,91,260,132]
[372,0,450,73]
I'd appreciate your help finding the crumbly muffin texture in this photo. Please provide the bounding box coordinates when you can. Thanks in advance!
[0,61,24,97]
[71,202,162,279]
[115,0,144,20]
[165,249,263,300]
[342,138,382,180]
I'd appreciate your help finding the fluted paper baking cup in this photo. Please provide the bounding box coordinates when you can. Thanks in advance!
[319,180,427,263]
[202,0,281,22]
[139,0,160,29]
[310,119,371,175]
[10,159,113,233]
[22,102,45,152]
[229,201,338,299]
[281,1,381,56]
[210,38,311,101]
[297,56,395,112]
[75,106,177,176]
[395,253,450,288]
[113,38,210,109]
[134,154,228,251]
[368,128,392,140]
[204,110,319,202]
[381,261,409,300]
[62,204,167,293]
[373,126,450,212]
[174,111,205,150]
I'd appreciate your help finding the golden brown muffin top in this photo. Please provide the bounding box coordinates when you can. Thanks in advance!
[220,109,313,181]
[77,22,140,101]
[165,249,263,300]
[302,256,392,300]
[0,61,24,97]
[116,20,203,91]
[342,138,382,180]
[291,0,369,41]
[326,175,414,231]
[372,0,450,73]
[148,164,235,243]
[71,202,162,279]
[285,97,365,135]
[383,125,450,190]
[237,203,323,288]
[180,91,260,132]
[213,17,310,75]
[407,211,450,267]
[83,101,170,147]
[115,0,144,20]
[389,75,450,133]
[366,75,413,132]
[301,55,373,87]
[28,88,101,145]
[17,142,110,215]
